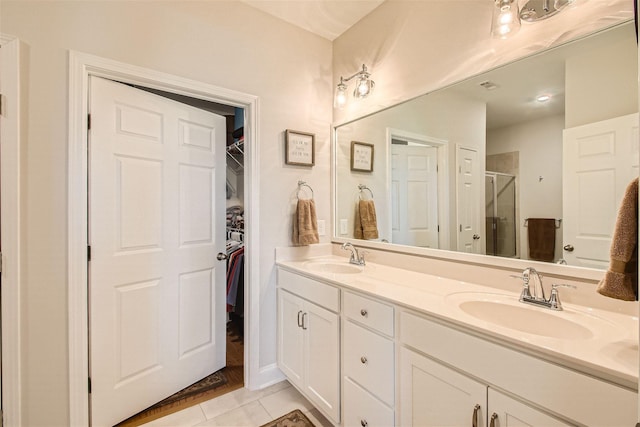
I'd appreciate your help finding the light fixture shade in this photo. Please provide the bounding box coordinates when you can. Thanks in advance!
[353,74,375,99]
[334,80,348,109]
[491,0,521,39]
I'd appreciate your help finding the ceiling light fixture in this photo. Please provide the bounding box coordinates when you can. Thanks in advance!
[334,64,375,109]
[536,94,551,102]
[491,0,574,39]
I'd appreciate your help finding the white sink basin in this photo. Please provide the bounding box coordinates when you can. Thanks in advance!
[446,292,618,340]
[303,260,363,275]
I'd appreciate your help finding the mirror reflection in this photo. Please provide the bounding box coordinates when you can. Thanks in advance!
[334,22,638,270]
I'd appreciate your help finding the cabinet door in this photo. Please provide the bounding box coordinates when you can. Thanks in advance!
[277,289,305,389]
[304,300,341,422]
[487,389,573,427]
[400,347,486,427]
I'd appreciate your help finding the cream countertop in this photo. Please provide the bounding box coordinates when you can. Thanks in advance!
[276,255,639,391]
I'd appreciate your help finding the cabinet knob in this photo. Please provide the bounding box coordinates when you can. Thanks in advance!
[360,356,368,364]
[360,420,368,427]
[360,309,368,317]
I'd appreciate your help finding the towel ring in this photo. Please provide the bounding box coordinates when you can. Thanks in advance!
[297,180,314,200]
[358,184,374,200]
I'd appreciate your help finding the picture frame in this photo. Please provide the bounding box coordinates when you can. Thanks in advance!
[285,129,315,166]
[350,141,374,172]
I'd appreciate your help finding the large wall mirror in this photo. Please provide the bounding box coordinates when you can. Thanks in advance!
[334,21,638,275]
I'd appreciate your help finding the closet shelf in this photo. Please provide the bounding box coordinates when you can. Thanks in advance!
[227,138,244,173]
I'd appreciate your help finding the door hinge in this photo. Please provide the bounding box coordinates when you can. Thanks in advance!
[1,408,4,427]
[0,251,3,273]
[88,377,92,394]
[437,225,440,233]
[0,93,4,116]
[87,245,91,262]
[460,224,462,232]
[87,113,91,130]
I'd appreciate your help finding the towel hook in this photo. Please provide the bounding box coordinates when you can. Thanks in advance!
[358,184,374,200]
[297,180,314,200]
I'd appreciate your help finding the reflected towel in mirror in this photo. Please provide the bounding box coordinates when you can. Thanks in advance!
[355,199,379,240]
[597,178,638,301]
[527,218,556,262]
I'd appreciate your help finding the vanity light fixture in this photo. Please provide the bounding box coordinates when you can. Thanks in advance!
[491,0,574,39]
[491,0,521,39]
[520,0,574,22]
[334,64,375,109]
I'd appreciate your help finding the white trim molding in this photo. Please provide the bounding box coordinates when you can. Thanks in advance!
[0,33,23,427]
[68,51,260,425]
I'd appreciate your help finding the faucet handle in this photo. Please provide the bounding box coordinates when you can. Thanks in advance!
[551,283,577,290]
[509,274,532,300]
[548,283,577,310]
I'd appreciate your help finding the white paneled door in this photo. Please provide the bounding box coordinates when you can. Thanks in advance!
[391,144,439,248]
[456,146,482,254]
[563,113,639,268]
[89,77,227,426]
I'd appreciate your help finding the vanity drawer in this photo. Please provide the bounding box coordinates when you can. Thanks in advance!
[344,377,394,427]
[344,320,394,406]
[277,268,339,312]
[343,290,394,336]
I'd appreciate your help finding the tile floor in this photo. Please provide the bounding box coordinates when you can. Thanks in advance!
[141,380,334,427]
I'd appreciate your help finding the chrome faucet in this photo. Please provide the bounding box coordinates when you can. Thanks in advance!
[341,242,366,266]
[511,267,576,311]
[523,267,545,301]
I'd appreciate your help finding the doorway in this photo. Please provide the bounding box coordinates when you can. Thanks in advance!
[0,34,22,427]
[68,52,260,426]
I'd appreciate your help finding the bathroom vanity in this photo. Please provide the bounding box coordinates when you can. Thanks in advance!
[276,252,638,427]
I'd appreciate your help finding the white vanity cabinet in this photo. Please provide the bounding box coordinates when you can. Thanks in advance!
[399,310,637,427]
[342,291,395,427]
[277,269,341,424]
[276,264,637,427]
[399,347,571,426]
[399,346,487,426]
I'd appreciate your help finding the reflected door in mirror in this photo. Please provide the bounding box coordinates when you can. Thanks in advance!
[391,143,439,247]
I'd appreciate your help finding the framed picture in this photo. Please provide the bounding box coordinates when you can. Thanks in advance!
[351,141,374,172]
[285,129,315,166]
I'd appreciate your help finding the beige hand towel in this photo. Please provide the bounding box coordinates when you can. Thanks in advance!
[597,178,638,301]
[354,199,378,240]
[292,199,319,246]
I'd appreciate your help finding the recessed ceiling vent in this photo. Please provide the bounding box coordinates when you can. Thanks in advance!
[479,81,499,91]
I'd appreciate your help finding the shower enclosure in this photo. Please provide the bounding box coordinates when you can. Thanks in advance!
[485,172,517,258]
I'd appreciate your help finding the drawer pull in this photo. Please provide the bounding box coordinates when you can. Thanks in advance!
[297,310,303,328]
[360,356,368,364]
[360,309,368,317]
[489,413,498,427]
[360,420,368,427]
[301,312,308,330]
[472,404,480,427]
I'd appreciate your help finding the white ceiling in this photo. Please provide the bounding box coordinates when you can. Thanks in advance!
[240,0,386,40]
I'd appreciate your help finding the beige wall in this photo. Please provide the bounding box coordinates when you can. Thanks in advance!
[1,1,332,425]
[565,24,638,128]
